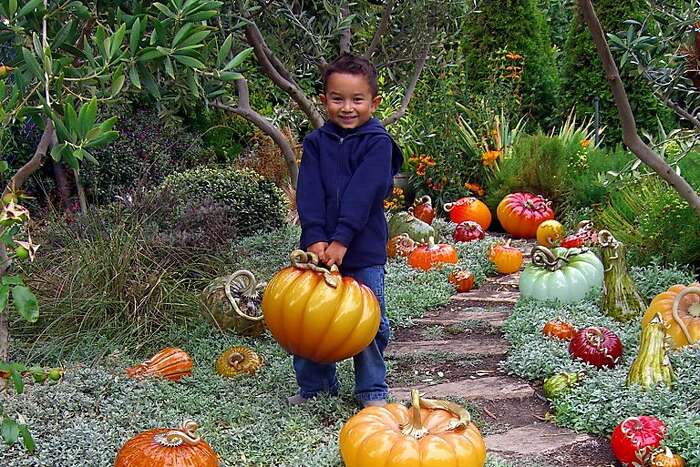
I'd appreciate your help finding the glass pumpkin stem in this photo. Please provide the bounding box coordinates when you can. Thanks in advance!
[154,420,201,447]
[400,389,472,439]
[228,352,245,367]
[672,286,700,344]
[413,195,432,207]
[224,270,265,322]
[531,246,561,271]
[289,249,340,288]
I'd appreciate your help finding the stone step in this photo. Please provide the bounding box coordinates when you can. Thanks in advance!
[391,376,533,402]
[385,338,508,358]
[485,422,595,456]
[411,310,510,328]
[450,290,519,304]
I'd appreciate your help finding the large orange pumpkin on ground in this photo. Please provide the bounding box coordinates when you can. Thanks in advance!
[496,192,554,238]
[262,250,380,363]
[126,347,193,382]
[443,197,492,230]
[340,389,486,467]
[641,283,700,349]
[114,420,219,467]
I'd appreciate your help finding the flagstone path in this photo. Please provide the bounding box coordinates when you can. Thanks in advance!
[386,237,618,466]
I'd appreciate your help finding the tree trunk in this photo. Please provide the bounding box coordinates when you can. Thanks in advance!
[577,0,700,216]
[73,169,88,213]
[52,160,72,209]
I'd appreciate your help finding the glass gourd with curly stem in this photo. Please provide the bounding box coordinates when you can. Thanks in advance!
[626,313,674,390]
[599,230,647,322]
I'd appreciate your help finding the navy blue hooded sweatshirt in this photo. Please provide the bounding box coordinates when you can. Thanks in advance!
[297,117,404,269]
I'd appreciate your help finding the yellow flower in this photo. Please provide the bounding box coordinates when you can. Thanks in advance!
[580,139,591,149]
[481,150,502,166]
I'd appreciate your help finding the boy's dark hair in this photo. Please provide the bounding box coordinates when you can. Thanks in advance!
[323,54,378,97]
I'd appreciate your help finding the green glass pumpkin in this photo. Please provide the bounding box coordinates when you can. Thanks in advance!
[626,313,674,390]
[599,230,647,322]
[200,270,266,336]
[543,372,581,399]
[388,211,436,244]
[519,246,604,303]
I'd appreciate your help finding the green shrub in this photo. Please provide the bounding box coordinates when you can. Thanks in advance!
[559,1,675,144]
[462,0,559,127]
[81,105,219,205]
[593,176,700,265]
[159,166,287,238]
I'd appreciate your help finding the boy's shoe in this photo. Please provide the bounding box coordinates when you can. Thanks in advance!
[361,399,386,408]
[287,394,309,405]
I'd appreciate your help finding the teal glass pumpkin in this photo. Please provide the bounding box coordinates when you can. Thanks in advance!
[519,246,603,303]
[387,211,436,244]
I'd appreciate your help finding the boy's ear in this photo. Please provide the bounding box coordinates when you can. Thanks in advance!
[370,95,382,112]
[320,94,327,106]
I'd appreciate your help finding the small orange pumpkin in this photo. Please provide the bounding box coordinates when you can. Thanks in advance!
[262,250,380,364]
[651,447,686,467]
[215,346,262,377]
[641,283,700,349]
[410,195,435,225]
[449,267,475,293]
[489,241,523,274]
[340,389,486,466]
[408,236,458,271]
[387,233,417,259]
[543,320,577,340]
[115,420,219,467]
[443,197,492,230]
[126,347,193,382]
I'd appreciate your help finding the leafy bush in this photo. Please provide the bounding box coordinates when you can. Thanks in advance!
[593,176,700,265]
[159,166,287,238]
[462,0,559,127]
[81,105,218,205]
[559,1,674,144]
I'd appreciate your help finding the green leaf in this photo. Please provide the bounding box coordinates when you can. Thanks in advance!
[0,284,9,313]
[128,65,141,89]
[81,149,98,164]
[9,368,23,393]
[1,418,19,445]
[12,285,39,323]
[77,97,98,138]
[9,0,17,17]
[110,24,127,59]
[85,130,118,147]
[217,71,243,81]
[111,73,125,96]
[2,275,24,286]
[141,69,161,98]
[52,115,71,142]
[63,149,79,169]
[152,2,175,17]
[185,10,217,21]
[177,30,210,48]
[171,23,193,47]
[173,54,204,69]
[19,425,35,453]
[99,116,118,132]
[50,143,66,161]
[137,48,165,62]
[17,0,42,17]
[223,47,253,71]
[64,101,78,135]
[217,34,233,67]
[129,17,142,55]
[0,161,8,172]
[21,48,43,81]
[164,56,174,79]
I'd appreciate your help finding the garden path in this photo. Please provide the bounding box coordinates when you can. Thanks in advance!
[385,237,618,466]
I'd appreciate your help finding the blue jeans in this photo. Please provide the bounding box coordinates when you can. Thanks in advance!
[292,265,390,402]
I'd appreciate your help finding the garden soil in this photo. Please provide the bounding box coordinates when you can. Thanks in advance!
[386,237,619,467]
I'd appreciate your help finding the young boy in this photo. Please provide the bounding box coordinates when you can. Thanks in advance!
[290,54,403,408]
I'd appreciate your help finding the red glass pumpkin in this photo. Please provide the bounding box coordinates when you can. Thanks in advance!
[114,420,219,467]
[560,220,598,248]
[496,192,554,238]
[568,326,623,368]
[611,416,666,466]
[449,267,475,293]
[409,195,435,225]
[542,320,577,340]
[443,197,492,230]
[408,237,458,271]
[453,221,485,243]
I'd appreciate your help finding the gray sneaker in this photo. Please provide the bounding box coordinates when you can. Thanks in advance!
[287,394,309,405]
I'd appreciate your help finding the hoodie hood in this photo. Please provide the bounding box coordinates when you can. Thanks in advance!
[320,117,403,176]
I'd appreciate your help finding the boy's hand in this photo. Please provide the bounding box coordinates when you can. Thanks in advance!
[308,242,328,263]
[324,241,347,267]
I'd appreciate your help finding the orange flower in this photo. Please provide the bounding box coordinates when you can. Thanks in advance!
[416,163,427,176]
[393,187,404,195]
[580,139,591,149]
[505,52,523,61]
[481,150,502,166]
[464,182,485,197]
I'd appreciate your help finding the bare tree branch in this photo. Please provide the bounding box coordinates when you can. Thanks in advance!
[5,120,54,196]
[244,23,325,128]
[578,0,700,215]
[364,0,395,59]
[339,3,352,55]
[382,49,428,126]
[211,80,300,187]
[654,89,700,132]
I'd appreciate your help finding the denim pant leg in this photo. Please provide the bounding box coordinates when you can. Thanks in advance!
[292,356,340,399]
[344,265,391,402]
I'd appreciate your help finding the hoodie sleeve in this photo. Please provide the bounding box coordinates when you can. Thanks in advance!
[331,135,393,247]
[296,136,329,246]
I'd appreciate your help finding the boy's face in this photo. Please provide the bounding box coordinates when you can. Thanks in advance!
[320,72,382,129]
